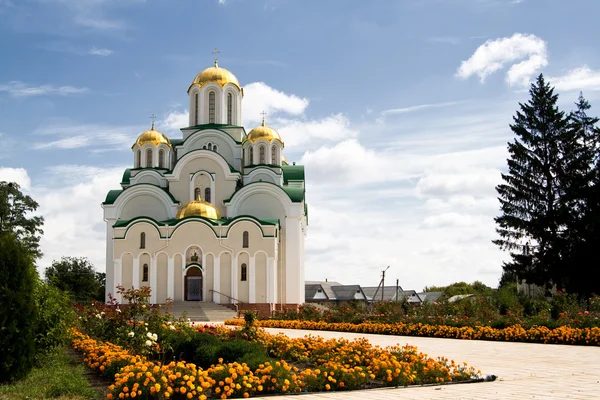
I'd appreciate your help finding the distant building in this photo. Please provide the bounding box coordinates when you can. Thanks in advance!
[305,281,366,306]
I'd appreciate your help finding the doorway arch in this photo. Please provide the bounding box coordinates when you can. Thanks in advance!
[184,265,203,301]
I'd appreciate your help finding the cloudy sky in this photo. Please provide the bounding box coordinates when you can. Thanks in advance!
[1,0,599,290]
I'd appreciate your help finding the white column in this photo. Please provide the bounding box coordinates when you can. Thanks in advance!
[266,256,275,303]
[249,255,256,304]
[167,256,174,301]
[105,220,115,303]
[150,256,157,304]
[132,257,140,289]
[113,258,122,303]
[231,254,238,302]
[284,217,302,304]
[213,254,220,303]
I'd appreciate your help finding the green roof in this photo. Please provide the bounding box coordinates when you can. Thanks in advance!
[282,165,305,184]
[170,138,184,146]
[282,186,305,203]
[121,169,131,184]
[113,215,279,228]
[103,184,179,205]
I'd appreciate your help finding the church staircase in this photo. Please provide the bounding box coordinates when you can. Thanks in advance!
[167,302,238,322]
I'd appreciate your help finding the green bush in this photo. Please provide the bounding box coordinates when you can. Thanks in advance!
[34,281,76,358]
[0,233,38,382]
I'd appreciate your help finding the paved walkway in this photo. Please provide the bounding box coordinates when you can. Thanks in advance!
[251,327,600,400]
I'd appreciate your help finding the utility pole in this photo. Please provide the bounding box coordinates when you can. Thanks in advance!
[381,266,390,302]
[396,278,399,302]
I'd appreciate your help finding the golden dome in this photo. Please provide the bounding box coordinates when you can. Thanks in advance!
[132,123,171,149]
[281,155,289,165]
[188,61,241,93]
[176,195,221,220]
[245,119,284,146]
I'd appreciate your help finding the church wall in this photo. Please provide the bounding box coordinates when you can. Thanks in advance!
[220,252,232,302]
[237,252,249,303]
[114,222,163,258]
[121,253,133,295]
[168,222,220,255]
[249,173,277,184]
[192,173,212,202]
[235,193,286,222]
[134,174,162,186]
[174,254,183,301]
[223,221,275,257]
[120,195,169,221]
[181,136,236,168]
[205,254,214,299]
[278,229,286,304]
[156,253,168,303]
[284,217,304,304]
[168,157,237,216]
[255,252,267,304]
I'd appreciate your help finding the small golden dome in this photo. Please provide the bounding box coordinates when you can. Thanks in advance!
[132,123,171,149]
[176,194,221,220]
[245,119,284,146]
[281,155,289,165]
[188,61,241,93]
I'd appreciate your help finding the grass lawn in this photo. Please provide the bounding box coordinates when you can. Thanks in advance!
[0,347,105,400]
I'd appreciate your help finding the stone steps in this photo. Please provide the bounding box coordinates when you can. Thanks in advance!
[166,302,238,322]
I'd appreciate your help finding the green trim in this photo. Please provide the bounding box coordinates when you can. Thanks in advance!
[170,138,184,146]
[282,165,305,184]
[121,169,132,185]
[102,183,179,205]
[245,163,283,170]
[223,181,305,204]
[171,148,240,174]
[128,167,171,173]
[184,263,203,270]
[113,215,278,240]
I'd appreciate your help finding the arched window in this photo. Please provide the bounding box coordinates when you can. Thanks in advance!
[146,149,153,168]
[240,263,247,282]
[213,145,218,152]
[242,231,249,248]
[203,145,207,149]
[259,146,265,164]
[271,146,276,164]
[208,143,212,151]
[158,149,165,168]
[142,264,149,282]
[204,187,211,203]
[140,232,146,249]
[194,92,199,125]
[249,147,254,165]
[208,91,216,123]
[227,93,232,125]
[136,150,141,168]
[194,187,201,200]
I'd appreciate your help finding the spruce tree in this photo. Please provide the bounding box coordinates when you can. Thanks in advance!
[494,74,569,289]
[559,93,600,296]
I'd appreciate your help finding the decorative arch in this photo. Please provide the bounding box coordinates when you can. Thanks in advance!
[259,145,265,164]
[189,170,215,202]
[225,182,298,218]
[208,91,216,124]
[167,150,240,183]
[158,149,165,168]
[109,184,180,221]
[227,93,233,125]
[146,148,153,168]
[242,231,249,248]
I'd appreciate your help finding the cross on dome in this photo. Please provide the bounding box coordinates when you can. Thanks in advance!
[212,48,220,66]
[150,113,157,129]
[260,110,267,126]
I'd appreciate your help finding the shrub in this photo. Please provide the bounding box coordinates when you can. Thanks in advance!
[34,281,76,358]
[0,233,38,382]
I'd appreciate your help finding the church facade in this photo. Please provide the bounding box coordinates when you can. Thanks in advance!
[102,60,307,313]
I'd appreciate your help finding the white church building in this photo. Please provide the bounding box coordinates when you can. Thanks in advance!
[102,58,307,314]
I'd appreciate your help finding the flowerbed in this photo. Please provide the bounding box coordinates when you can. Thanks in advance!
[72,325,481,399]
[224,319,600,346]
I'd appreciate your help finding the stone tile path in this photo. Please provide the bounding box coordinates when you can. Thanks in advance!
[252,327,600,400]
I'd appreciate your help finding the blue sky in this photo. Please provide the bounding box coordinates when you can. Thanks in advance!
[2,0,600,290]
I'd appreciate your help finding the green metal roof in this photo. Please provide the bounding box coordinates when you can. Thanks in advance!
[103,184,179,205]
[282,165,305,184]
[121,169,132,184]
[282,186,305,203]
[170,138,184,146]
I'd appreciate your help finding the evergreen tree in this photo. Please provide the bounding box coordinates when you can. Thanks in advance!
[559,93,600,297]
[494,74,569,289]
[0,181,43,381]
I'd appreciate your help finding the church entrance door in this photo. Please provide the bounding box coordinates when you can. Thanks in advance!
[184,266,203,301]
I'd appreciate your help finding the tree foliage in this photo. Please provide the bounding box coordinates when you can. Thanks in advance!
[0,233,38,382]
[495,75,600,297]
[423,281,493,299]
[45,257,104,303]
[0,182,44,259]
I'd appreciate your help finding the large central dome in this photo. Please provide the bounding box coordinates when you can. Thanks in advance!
[176,195,221,220]
[188,61,241,93]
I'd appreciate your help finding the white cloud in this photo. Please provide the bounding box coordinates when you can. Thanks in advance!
[276,113,358,149]
[0,167,31,189]
[218,0,226,4]
[89,47,113,56]
[456,33,547,87]
[160,110,188,133]
[420,212,489,229]
[243,82,309,125]
[381,101,462,116]
[32,122,139,151]
[0,81,88,97]
[549,65,600,92]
